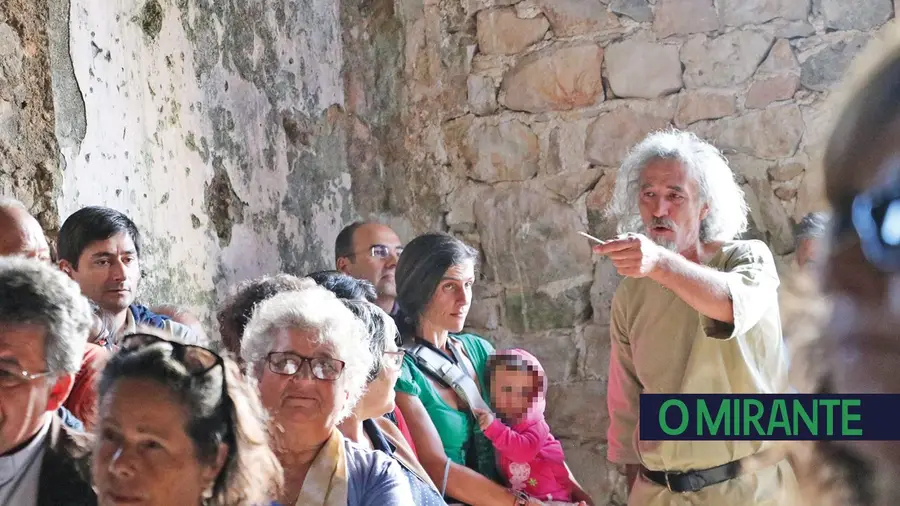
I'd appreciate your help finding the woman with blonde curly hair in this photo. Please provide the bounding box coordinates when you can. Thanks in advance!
[91,327,283,506]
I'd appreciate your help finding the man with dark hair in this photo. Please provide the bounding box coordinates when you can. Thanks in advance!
[335,221,404,314]
[794,212,830,269]
[57,206,196,345]
[0,257,96,505]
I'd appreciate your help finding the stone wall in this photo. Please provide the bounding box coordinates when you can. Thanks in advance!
[400,0,895,502]
[0,0,896,504]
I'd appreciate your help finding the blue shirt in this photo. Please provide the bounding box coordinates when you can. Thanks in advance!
[345,439,414,505]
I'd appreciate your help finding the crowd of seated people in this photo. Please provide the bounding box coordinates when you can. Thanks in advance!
[0,193,596,506]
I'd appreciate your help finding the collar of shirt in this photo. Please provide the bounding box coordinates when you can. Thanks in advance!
[0,414,51,486]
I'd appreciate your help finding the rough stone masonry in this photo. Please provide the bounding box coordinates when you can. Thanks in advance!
[0,0,895,503]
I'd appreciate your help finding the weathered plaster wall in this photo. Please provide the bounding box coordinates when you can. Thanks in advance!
[55,0,357,312]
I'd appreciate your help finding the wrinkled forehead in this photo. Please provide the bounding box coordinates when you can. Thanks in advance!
[639,158,698,192]
[352,224,401,249]
[0,323,47,368]
[268,326,339,358]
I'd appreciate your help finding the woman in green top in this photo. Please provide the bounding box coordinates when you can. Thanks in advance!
[393,233,544,506]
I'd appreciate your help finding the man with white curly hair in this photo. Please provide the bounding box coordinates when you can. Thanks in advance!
[598,129,795,505]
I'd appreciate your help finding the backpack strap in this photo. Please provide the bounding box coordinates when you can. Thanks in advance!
[403,340,490,415]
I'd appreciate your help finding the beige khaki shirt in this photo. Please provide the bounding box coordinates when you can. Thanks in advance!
[606,240,795,505]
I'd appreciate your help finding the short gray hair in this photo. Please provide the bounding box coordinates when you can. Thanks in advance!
[796,212,831,243]
[607,129,749,242]
[0,257,92,374]
[240,285,374,423]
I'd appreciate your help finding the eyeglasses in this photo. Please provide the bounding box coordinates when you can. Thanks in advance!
[265,352,346,381]
[120,333,223,376]
[358,244,404,259]
[0,363,54,388]
[382,350,406,370]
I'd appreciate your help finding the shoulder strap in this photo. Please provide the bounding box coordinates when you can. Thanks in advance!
[403,341,490,415]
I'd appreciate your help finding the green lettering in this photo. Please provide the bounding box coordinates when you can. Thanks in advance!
[820,399,840,435]
[842,399,863,436]
[660,400,689,435]
[793,399,817,435]
[743,399,765,436]
[768,399,792,436]
[698,399,729,436]
[733,397,740,436]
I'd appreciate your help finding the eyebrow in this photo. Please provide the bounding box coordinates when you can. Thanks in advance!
[441,276,475,282]
[0,356,21,368]
[90,250,137,259]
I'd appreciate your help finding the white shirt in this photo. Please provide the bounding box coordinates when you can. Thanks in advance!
[0,415,51,506]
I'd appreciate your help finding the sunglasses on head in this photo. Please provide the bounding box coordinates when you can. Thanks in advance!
[120,333,224,376]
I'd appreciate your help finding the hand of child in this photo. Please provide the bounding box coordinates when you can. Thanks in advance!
[472,407,495,430]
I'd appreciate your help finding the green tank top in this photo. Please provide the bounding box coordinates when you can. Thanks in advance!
[395,332,501,483]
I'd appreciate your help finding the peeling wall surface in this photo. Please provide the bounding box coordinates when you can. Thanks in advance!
[1,0,898,504]
[58,0,354,310]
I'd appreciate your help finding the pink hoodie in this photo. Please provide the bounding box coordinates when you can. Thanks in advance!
[482,349,574,501]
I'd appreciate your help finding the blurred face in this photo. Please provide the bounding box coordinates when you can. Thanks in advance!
[820,119,900,502]
[256,328,348,443]
[420,261,475,334]
[61,233,141,315]
[338,224,403,300]
[356,340,403,419]
[0,208,51,263]
[490,366,538,423]
[637,158,709,254]
[0,323,72,455]
[92,378,223,506]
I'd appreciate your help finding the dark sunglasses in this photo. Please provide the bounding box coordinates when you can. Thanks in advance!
[120,333,224,376]
[836,173,900,272]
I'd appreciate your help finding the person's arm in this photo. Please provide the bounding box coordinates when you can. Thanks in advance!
[648,248,734,323]
[395,393,532,506]
[479,415,549,463]
[606,290,642,489]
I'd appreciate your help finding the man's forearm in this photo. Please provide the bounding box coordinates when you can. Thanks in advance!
[649,250,734,323]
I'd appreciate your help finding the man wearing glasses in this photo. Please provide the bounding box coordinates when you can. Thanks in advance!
[0,257,96,505]
[335,222,404,314]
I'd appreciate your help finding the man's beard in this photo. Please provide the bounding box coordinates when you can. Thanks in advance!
[640,217,679,251]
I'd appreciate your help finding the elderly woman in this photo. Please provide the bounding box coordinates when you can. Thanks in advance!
[785,27,900,506]
[241,286,414,505]
[393,233,584,506]
[91,328,282,506]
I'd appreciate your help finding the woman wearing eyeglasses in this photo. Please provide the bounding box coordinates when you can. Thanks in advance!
[241,285,414,506]
[90,328,283,506]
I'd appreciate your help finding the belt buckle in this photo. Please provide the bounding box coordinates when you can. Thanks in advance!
[664,473,673,492]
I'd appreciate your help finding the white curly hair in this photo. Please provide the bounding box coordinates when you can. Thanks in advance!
[606,129,749,242]
[240,284,374,424]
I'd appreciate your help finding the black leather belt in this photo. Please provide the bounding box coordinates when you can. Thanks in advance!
[641,458,742,493]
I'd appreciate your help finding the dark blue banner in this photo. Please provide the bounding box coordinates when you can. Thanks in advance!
[639,394,900,441]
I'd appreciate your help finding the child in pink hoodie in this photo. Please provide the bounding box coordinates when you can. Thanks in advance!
[474,349,592,506]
